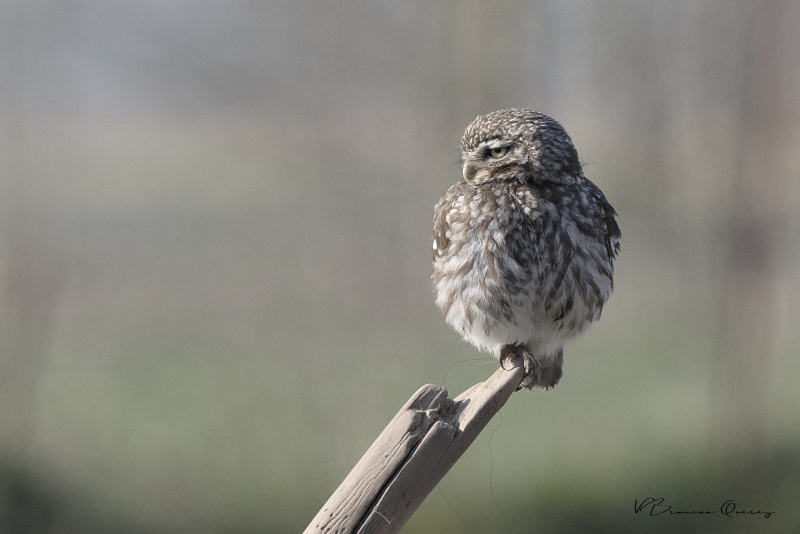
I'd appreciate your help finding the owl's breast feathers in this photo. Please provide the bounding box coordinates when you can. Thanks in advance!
[432,178,618,352]
[433,181,538,259]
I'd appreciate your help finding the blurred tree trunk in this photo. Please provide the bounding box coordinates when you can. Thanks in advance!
[719,0,800,474]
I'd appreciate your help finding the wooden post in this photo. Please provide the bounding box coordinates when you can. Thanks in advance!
[304,356,525,534]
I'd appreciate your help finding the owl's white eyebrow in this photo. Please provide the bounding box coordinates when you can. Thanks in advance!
[478,139,510,149]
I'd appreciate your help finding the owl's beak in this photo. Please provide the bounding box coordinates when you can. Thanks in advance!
[462,162,477,182]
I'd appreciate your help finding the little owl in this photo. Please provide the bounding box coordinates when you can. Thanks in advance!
[432,109,620,390]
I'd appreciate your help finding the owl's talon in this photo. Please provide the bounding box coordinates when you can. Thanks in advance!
[498,344,517,370]
[522,352,536,375]
[518,349,540,391]
[499,344,534,391]
[499,343,524,369]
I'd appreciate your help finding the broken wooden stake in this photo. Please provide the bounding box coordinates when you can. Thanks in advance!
[304,355,525,534]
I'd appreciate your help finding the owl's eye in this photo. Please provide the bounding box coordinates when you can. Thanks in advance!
[489,146,509,159]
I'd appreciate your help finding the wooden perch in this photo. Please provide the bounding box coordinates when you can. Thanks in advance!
[304,355,525,534]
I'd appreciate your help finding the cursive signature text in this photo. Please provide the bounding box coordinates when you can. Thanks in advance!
[634,498,772,519]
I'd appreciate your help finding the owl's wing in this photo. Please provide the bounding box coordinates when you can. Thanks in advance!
[585,181,621,261]
[432,193,452,260]
[432,183,469,260]
[605,208,621,260]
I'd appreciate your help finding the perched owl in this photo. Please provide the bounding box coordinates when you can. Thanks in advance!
[432,109,620,390]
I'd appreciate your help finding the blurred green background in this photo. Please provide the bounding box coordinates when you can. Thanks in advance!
[1,1,799,533]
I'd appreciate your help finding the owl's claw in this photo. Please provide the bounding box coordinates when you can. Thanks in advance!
[518,348,540,391]
[499,344,563,391]
[498,344,538,390]
[499,343,522,368]
[499,345,513,370]
[522,348,564,391]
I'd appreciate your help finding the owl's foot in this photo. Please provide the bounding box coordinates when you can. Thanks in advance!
[499,344,563,391]
[498,343,535,391]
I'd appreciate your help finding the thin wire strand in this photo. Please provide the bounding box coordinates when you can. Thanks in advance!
[488,409,511,533]
[437,484,478,533]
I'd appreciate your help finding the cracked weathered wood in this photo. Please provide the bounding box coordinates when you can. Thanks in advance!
[304,355,525,534]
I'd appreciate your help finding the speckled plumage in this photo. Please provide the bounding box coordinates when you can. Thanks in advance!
[432,109,620,390]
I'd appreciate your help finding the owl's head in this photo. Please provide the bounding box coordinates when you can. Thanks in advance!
[460,108,581,185]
